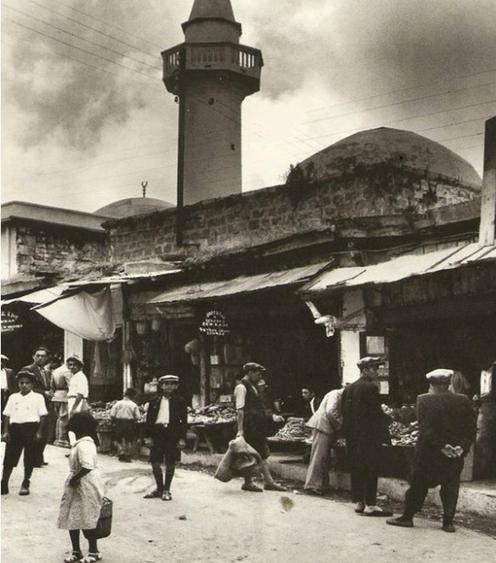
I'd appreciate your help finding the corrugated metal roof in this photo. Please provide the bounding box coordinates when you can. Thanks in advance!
[149,262,331,305]
[66,269,182,286]
[304,243,496,294]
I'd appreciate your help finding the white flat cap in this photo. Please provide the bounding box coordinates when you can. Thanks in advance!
[426,368,454,381]
[159,374,180,383]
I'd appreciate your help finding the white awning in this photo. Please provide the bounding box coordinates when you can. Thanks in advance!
[303,243,496,294]
[34,286,120,342]
[149,262,332,305]
[1,285,67,306]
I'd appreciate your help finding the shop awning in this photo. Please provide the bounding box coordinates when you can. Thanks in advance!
[303,243,496,295]
[34,286,119,341]
[149,262,332,305]
[1,285,67,306]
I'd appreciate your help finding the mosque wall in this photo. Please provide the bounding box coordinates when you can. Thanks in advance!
[106,170,478,265]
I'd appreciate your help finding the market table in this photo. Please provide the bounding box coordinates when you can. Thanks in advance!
[189,421,236,453]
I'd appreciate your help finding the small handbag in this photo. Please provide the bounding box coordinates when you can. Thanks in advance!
[95,497,113,539]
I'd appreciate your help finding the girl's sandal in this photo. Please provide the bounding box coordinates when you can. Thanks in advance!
[63,552,82,563]
[80,554,102,563]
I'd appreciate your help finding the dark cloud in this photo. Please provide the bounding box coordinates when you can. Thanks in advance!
[2,0,157,150]
[247,0,496,101]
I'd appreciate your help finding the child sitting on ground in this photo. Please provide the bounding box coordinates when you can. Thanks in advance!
[110,388,140,462]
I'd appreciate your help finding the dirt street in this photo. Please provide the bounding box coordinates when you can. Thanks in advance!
[1,445,494,563]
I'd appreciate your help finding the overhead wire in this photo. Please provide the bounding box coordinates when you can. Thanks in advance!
[21,0,159,59]
[306,67,496,114]
[41,0,165,50]
[302,99,496,141]
[304,81,496,124]
[2,4,161,72]
[4,17,159,81]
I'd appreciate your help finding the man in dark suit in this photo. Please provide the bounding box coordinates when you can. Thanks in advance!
[144,374,187,501]
[21,347,52,466]
[1,354,16,419]
[342,356,392,516]
[387,369,476,533]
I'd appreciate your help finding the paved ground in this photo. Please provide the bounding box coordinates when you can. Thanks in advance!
[1,446,495,563]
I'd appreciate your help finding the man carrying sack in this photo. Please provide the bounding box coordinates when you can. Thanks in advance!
[234,362,287,493]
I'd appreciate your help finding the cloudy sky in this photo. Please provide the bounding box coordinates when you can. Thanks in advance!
[1,0,495,213]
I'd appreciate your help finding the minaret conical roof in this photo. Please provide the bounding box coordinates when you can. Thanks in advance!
[188,0,236,22]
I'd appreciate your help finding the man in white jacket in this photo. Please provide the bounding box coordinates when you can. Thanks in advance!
[304,387,345,495]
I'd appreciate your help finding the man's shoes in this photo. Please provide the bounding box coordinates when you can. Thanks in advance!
[354,502,365,513]
[19,480,30,496]
[42,461,48,466]
[162,491,172,501]
[442,522,456,533]
[304,488,323,496]
[241,482,264,493]
[1,482,9,495]
[363,506,393,517]
[144,489,163,499]
[265,482,288,492]
[386,516,414,528]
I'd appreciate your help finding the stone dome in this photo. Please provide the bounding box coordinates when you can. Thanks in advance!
[95,197,173,219]
[299,127,482,190]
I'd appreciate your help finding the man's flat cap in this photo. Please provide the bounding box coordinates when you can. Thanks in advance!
[426,368,453,381]
[242,362,266,374]
[159,375,180,383]
[357,356,384,369]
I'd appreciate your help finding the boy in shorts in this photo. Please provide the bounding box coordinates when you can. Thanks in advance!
[1,370,48,495]
[110,388,141,462]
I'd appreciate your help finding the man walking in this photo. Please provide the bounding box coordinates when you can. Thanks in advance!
[342,357,392,516]
[21,347,52,466]
[234,362,286,492]
[144,375,187,501]
[387,369,476,533]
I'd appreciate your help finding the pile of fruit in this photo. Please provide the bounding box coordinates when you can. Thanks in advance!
[187,404,237,426]
[270,417,312,443]
[388,420,419,447]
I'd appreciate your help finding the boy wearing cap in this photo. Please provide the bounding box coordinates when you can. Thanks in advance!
[1,371,48,495]
[342,357,392,516]
[144,375,187,501]
[234,362,287,493]
[387,369,476,533]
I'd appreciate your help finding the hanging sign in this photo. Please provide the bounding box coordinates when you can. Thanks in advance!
[199,310,230,337]
[1,310,23,333]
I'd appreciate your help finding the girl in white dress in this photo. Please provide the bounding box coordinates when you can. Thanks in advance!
[58,412,105,563]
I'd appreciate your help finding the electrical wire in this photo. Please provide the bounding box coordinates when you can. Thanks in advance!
[306,68,496,114]
[22,0,159,59]
[305,81,496,124]
[303,99,496,141]
[4,17,159,80]
[2,4,161,71]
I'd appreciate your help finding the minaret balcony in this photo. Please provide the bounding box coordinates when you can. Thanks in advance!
[162,42,263,94]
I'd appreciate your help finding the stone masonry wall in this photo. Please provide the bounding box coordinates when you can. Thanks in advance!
[15,222,107,276]
[108,168,479,264]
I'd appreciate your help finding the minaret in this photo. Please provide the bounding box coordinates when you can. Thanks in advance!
[162,0,263,205]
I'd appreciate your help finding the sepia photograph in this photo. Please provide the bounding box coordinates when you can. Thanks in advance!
[1,1,495,561]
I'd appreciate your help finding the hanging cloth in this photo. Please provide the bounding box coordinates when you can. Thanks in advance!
[34,287,117,342]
